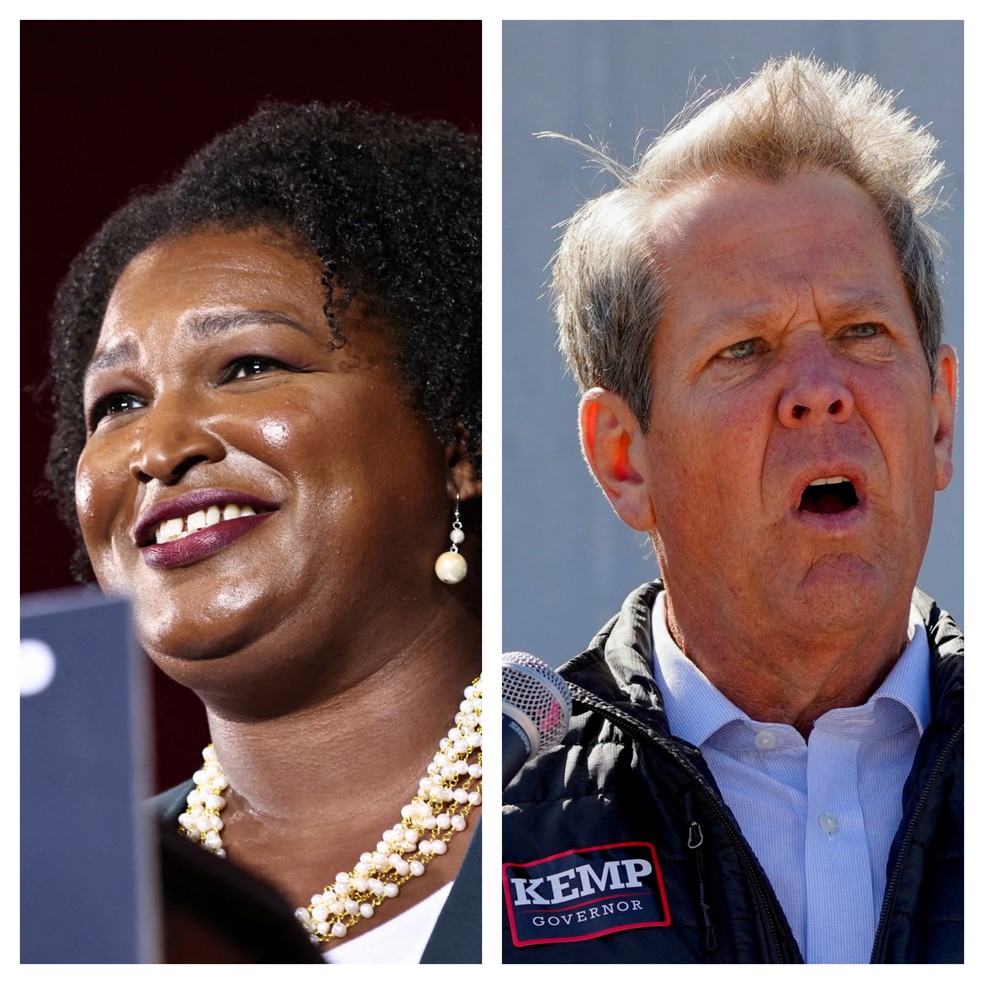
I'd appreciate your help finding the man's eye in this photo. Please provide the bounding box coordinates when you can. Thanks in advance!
[718,338,761,361]
[845,322,880,338]
[88,393,145,429]
[223,356,291,380]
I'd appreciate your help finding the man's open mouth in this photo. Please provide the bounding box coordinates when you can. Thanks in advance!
[798,476,859,515]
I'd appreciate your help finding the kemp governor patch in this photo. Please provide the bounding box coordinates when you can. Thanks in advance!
[503,841,670,947]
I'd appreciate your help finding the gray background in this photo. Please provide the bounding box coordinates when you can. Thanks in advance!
[503,21,964,665]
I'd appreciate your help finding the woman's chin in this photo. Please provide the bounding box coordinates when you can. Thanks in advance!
[134,596,280,673]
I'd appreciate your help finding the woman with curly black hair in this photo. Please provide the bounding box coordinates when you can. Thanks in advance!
[45,102,482,963]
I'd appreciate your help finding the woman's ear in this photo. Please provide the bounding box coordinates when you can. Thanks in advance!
[579,388,656,532]
[445,431,481,501]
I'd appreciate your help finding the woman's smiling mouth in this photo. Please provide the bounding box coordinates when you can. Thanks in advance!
[141,511,274,569]
[134,489,277,568]
[154,503,258,543]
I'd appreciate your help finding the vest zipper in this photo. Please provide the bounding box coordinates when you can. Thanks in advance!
[686,819,717,955]
[572,683,792,962]
[695,787,788,960]
[868,725,962,962]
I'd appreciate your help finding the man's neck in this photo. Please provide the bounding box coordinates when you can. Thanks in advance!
[662,587,911,738]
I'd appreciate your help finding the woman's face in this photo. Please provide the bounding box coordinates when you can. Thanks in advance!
[76,227,453,693]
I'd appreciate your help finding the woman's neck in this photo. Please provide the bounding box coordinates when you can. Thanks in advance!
[201,611,480,821]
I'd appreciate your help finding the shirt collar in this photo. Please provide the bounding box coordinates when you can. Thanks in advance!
[649,591,931,747]
[867,604,932,736]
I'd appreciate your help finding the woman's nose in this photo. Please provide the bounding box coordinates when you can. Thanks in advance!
[128,397,225,484]
[777,342,856,429]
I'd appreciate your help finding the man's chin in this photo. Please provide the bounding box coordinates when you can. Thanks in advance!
[785,554,908,630]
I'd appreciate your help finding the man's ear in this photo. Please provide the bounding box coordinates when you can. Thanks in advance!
[932,344,958,492]
[579,388,655,531]
[445,431,481,501]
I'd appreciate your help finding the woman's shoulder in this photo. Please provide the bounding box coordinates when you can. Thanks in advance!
[147,779,195,822]
[420,819,482,963]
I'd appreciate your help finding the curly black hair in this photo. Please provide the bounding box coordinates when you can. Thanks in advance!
[45,102,481,579]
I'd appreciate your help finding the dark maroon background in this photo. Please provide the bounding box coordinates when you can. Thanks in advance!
[21,20,481,790]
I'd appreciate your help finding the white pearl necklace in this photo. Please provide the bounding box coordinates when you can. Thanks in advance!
[178,676,482,946]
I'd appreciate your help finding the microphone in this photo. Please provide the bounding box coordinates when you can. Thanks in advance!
[502,652,572,789]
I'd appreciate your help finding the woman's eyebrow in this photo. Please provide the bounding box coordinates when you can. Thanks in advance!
[84,338,137,379]
[85,309,316,382]
[192,309,314,338]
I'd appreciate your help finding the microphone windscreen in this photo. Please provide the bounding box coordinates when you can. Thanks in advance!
[502,652,572,755]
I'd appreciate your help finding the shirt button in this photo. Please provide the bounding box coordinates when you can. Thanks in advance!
[818,813,840,834]
[754,731,777,750]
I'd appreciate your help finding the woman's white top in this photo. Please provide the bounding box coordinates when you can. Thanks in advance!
[325,882,453,964]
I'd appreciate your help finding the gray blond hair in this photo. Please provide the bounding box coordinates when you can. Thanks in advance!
[550,55,947,430]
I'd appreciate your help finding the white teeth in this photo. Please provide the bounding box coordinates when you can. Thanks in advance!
[152,503,259,544]
[158,518,184,543]
[187,510,207,533]
[808,476,849,487]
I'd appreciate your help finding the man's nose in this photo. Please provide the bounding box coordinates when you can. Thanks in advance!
[128,395,226,484]
[777,339,855,428]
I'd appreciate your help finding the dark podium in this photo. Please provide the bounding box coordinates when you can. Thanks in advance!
[21,588,321,963]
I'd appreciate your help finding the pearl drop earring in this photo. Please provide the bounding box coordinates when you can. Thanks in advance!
[434,494,467,584]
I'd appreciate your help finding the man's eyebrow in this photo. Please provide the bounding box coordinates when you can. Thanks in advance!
[822,290,905,321]
[703,289,907,336]
[701,304,774,337]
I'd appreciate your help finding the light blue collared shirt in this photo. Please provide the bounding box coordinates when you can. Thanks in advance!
[649,592,931,963]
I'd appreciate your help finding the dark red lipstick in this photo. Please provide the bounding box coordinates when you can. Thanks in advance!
[141,511,273,569]
[134,489,277,569]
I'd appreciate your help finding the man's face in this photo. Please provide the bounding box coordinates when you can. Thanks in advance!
[624,171,955,637]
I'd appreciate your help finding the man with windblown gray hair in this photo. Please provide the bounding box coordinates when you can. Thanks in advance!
[502,56,962,964]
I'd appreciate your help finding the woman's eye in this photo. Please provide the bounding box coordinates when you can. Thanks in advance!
[88,393,145,429]
[224,356,291,380]
[717,338,761,361]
